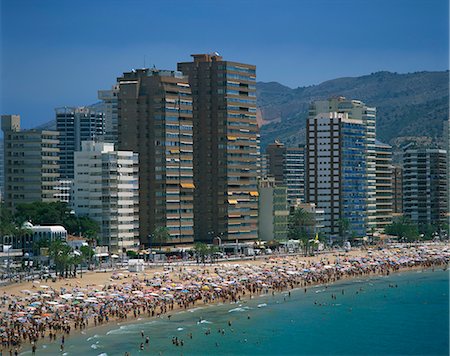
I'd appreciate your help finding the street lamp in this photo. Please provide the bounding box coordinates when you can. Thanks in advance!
[3,236,12,282]
[148,234,153,262]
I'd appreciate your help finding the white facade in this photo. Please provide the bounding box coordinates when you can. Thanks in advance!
[23,222,68,242]
[72,141,139,252]
[55,179,73,203]
[445,118,450,228]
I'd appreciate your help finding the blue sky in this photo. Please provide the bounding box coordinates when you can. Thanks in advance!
[1,0,448,128]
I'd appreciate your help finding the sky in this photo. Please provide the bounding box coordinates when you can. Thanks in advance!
[0,0,448,129]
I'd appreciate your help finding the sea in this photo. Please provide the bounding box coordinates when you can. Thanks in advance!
[21,269,449,356]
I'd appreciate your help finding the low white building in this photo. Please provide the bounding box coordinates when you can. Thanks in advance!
[128,259,145,272]
[72,141,139,253]
[23,222,68,242]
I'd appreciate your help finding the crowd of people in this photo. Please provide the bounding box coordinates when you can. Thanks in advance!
[0,244,448,354]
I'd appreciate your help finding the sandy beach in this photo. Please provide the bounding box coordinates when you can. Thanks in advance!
[1,243,448,355]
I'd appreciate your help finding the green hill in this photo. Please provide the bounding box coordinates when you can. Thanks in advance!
[258,71,449,151]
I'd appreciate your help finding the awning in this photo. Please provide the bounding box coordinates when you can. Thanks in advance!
[180,183,195,189]
[249,191,259,197]
[227,136,237,140]
[228,199,238,204]
[94,253,109,257]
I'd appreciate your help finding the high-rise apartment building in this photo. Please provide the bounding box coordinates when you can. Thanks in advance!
[403,148,448,229]
[2,115,60,210]
[266,141,285,184]
[375,141,393,230]
[306,112,368,239]
[285,145,305,205]
[55,106,105,179]
[72,141,139,252]
[445,118,450,228]
[98,84,119,144]
[265,141,305,205]
[178,54,259,243]
[258,177,289,241]
[0,139,4,202]
[117,69,195,245]
[392,165,403,215]
[308,97,376,232]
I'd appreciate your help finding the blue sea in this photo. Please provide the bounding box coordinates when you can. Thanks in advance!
[22,269,449,355]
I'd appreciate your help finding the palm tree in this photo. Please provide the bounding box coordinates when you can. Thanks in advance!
[208,245,220,264]
[48,239,72,277]
[338,218,350,243]
[193,242,208,264]
[289,207,315,256]
[80,245,95,270]
[153,227,170,251]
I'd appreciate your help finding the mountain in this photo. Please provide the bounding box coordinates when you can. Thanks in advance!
[257,71,449,151]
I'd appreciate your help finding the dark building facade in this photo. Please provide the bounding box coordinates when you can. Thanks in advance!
[178,54,259,243]
[403,148,448,229]
[117,69,194,246]
[392,165,403,215]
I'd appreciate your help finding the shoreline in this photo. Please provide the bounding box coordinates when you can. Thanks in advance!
[1,244,448,355]
[20,264,448,356]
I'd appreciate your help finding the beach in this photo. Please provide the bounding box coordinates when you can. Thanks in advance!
[0,243,448,355]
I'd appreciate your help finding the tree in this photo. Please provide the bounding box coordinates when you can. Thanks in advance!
[48,239,72,277]
[80,245,95,269]
[0,203,16,239]
[385,217,419,242]
[153,227,170,251]
[208,245,220,264]
[338,218,350,243]
[289,208,315,239]
[193,242,209,264]
[33,237,50,257]
[289,208,315,255]
[15,201,70,226]
[13,201,100,239]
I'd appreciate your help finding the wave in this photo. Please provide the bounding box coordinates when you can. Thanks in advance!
[257,303,267,308]
[197,319,212,324]
[87,335,101,341]
[177,327,184,331]
[106,325,135,336]
[228,306,251,313]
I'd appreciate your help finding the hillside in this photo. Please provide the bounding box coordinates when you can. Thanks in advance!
[257,71,449,150]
